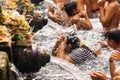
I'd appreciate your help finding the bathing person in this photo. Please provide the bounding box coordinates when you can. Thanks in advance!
[90,29,120,80]
[47,0,67,24]
[106,30,120,79]
[98,0,120,32]
[52,32,101,64]
[48,0,92,29]
[64,1,92,29]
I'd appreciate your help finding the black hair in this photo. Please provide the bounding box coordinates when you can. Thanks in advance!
[66,35,80,49]
[104,29,120,44]
[64,1,77,16]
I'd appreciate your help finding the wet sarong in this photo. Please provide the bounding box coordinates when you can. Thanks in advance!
[68,48,97,64]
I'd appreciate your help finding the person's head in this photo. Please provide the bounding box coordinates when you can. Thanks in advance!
[104,29,120,49]
[64,1,77,16]
[65,33,80,52]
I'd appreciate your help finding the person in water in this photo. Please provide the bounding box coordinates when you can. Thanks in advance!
[98,0,120,32]
[52,32,101,64]
[47,0,68,25]
[90,29,120,80]
[48,0,92,30]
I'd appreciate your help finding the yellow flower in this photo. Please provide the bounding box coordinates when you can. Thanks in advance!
[80,41,85,46]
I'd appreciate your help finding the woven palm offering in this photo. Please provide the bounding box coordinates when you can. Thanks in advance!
[0,25,13,61]
[0,25,11,43]
[17,0,34,15]
[0,1,50,75]
[6,0,19,9]
[14,32,33,46]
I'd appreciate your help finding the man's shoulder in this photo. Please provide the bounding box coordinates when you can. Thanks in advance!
[110,1,119,8]
[107,2,119,13]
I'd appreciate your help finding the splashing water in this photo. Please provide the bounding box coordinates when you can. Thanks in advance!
[13,0,120,80]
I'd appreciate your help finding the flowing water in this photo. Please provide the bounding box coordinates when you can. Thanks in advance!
[11,0,120,80]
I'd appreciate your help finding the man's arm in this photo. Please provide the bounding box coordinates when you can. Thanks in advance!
[99,2,119,26]
[109,51,120,78]
[57,41,66,58]
[85,0,92,15]
[56,34,76,64]
[90,71,108,80]
[109,58,115,79]
[79,11,92,29]
[82,12,92,29]
[57,43,76,64]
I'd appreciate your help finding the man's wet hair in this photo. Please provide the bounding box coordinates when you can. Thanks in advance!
[64,1,77,16]
[66,32,93,52]
[104,29,120,44]
[66,32,80,49]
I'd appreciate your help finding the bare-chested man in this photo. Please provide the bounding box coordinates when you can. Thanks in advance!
[98,0,120,32]
[48,0,92,30]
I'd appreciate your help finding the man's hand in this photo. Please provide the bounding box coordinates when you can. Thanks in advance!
[52,13,63,24]
[113,76,120,80]
[79,11,87,18]
[110,51,120,61]
[58,32,67,45]
[48,6,55,12]
[93,48,101,55]
[97,41,108,47]
[90,71,108,80]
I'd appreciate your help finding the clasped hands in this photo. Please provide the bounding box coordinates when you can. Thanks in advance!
[57,32,68,48]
